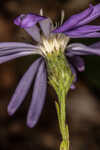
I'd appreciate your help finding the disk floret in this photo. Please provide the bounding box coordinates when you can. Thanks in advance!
[39,33,70,56]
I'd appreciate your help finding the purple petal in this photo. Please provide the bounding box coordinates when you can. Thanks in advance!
[69,63,77,82]
[14,13,46,28]
[27,60,47,128]
[90,42,100,49]
[67,43,100,56]
[0,42,38,49]
[8,58,42,116]
[69,62,78,90]
[53,4,93,33]
[0,48,33,56]
[69,63,77,90]
[25,25,41,42]
[66,31,100,38]
[70,84,76,90]
[0,42,41,57]
[65,25,100,34]
[0,47,40,56]
[68,56,85,72]
[65,25,100,38]
[0,51,36,64]
[78,25,100,33]
[14,14,47,42]
[77,3,100,26]
[39,18,52,37]
[14,14,25,26]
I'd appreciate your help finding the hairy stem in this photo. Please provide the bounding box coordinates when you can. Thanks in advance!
[46,50,73,150]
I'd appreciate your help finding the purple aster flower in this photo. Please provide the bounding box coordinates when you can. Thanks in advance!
[0,4,100,128]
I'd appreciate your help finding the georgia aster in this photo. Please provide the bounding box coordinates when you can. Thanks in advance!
[1,3,100,150]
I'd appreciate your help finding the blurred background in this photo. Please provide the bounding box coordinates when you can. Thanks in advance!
[0,0,100,150]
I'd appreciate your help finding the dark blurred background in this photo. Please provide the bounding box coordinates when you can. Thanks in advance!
[0,0,100,150]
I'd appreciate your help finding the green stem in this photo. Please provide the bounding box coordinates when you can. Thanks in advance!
[46,49,74,150]
[57,92,69,150]
[56,79,73,150]
[60,92,66,140]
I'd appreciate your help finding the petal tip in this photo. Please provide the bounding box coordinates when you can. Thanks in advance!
[70,84,76,90]
[7,105,15,116]
[78,66,85,72]
[14,14,25,27]
[89,3,93,8]
[14,14,47,28]
[27,119,37,128]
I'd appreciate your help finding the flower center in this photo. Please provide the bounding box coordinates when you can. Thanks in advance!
[39,33,70,56]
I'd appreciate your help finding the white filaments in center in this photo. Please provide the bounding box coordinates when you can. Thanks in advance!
[39,33,70,56]
[39,9,69,56]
